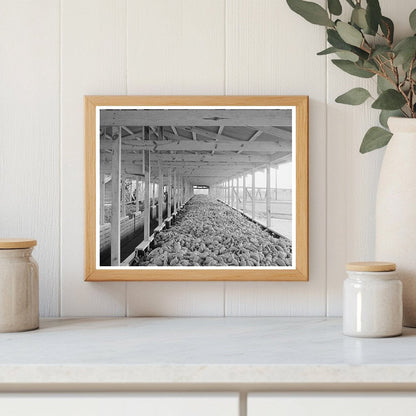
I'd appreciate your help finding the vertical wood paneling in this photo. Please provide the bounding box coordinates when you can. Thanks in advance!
[125,0,226,317]
[61,0,127,316]
[326,0,416,316]
[0,0,60,317]
[224,0,327,315]
[126,0,226,95]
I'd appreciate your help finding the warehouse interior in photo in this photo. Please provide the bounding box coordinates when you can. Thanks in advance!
[99,108,294,268]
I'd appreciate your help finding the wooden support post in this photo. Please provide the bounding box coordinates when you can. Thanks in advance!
[158,163,163,226]
[242,174,247,214]
[251,169,256,220]
[143,126,150,241]
[266,163,271,228]
[135,178,140,213]
[110,126,121,266]
[226,181,228,202]
[167,168,172,217]
[121,175,126,218]
[142,150,145,174]
[231,178,235,208]
[152,181,156,209]
[181,177,184,205]
[173,169,177,214]
[275,165,279,200]
[100,173,105,224]
[236,177,240,211]
[180,177,183,207]
[178,176,181,208]
[178,175,181,209]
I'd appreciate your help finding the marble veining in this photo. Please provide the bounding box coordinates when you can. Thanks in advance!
[0,317,415,385]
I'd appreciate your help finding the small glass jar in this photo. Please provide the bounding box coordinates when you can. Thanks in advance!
[343,262,402,338]
[0,239,39,332]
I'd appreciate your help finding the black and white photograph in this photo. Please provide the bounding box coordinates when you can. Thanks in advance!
[98,106,295,269]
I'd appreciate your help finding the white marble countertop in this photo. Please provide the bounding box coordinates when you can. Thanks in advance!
[1,317,416,389]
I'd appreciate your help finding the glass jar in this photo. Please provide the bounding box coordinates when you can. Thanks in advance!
[0,239,39,332]
[343,262,402,338]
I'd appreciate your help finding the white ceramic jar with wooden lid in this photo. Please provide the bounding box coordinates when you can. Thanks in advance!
[343,262,402,338]
[0,239,39,332]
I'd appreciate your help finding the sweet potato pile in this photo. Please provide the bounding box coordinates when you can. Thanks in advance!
[137,195,292,267]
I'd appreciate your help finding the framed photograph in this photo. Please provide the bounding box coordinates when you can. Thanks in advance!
[85,96,308,281]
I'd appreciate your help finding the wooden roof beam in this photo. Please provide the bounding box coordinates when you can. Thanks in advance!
[253,126,292,142]
[100,109,292,127]
[101,153,272,164]
[182,126,240,143]
[237,130,263,154]
[100,139,290,153]
[212,126,224,155]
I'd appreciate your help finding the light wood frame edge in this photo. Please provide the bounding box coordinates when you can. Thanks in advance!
[84,96,309,281]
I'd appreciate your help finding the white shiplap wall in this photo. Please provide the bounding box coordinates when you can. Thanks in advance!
[1,0,412,317]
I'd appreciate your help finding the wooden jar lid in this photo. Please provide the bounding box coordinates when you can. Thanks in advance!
[0,239,37,249]
[346,261,396,272]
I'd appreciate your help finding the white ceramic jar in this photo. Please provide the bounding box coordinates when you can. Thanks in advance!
[0,239,39,332]
[343,262,402,338]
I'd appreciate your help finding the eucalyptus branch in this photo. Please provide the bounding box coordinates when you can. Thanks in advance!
[408,57,416,117]
[287,0,416,152]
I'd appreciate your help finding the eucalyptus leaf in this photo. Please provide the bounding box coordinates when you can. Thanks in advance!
[377,76,392,94]
[327,29,368,59]
[366,0,382,34]
[410,9,416,32]
[317,46,338,55]
[317,46,358,61]
[393,36,416,67]
[327,28,351,49]
[372,89,406,110]
[379,110,402,129]
[351,7,369,32]
[335,50,359,62]
[332,59,375,78]
[328,0,342,16]
[380,16,394,43]
[287,0,334,27]
[335,87,371,105]
[360,127,392,153]
[372,45,391,58]
[363,59,379,71]
[336,21,363,47]
[382,65,402,84]
[350,45,369,60]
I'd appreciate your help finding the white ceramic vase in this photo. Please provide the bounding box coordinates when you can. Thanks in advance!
[375,117,416,327]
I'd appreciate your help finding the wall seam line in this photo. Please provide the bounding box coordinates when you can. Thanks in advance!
[223,0,227,318]
[125,0,129,317]
[59,0,63,318]
[324,7,329,317]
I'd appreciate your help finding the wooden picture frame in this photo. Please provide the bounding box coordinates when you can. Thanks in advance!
[85,96,308,281]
